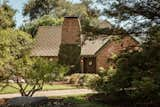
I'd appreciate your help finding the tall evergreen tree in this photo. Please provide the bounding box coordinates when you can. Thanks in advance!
[97,0,160,35]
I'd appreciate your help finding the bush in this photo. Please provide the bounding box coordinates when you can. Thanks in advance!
[89,43,160,101]
[66,73,100,87]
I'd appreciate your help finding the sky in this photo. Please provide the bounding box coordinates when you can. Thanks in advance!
[5,0,80,27]
[8,0,29,27]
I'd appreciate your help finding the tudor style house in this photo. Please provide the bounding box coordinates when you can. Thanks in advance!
[31,16,138,73]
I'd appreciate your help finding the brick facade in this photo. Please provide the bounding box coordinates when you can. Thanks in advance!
[96,36,138,71]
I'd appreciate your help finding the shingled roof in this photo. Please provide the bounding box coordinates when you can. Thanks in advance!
[31,26,62,56]
[81,36,112,56]
[31,26,114,57]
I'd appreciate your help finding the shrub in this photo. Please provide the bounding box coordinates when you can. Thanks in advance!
[66,73,100,87]
[89,42,160,101]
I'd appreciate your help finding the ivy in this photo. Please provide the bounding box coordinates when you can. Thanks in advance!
[58,44,81,74]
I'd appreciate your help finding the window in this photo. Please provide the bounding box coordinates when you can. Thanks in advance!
[88,61,93,66]
[49,58,53,61]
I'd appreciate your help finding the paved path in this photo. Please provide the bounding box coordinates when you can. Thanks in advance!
[0,89,97,98]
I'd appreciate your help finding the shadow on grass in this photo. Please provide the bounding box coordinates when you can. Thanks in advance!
[0,94,110,107]
[63,95,110,107]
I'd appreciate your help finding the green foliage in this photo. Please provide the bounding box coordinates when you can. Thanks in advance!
[90,66,118,94]
[0,28,68,96]
[90,26,160,101]
[58,44,81,74]
[0,28,32,81]
[21,15,63,37]
[23,0,99,20]
[23,0,71,20]
[63,95,108,107]
[98,0,160,35]
[148,25,160,42]
[30,58,59,82]
[0,2,16,28]
[23,0,102,36]
[66,73,100,87]
[10,57,69,96]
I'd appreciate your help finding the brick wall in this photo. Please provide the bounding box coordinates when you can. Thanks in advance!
[61,17,81,44]
[96,36,138,71]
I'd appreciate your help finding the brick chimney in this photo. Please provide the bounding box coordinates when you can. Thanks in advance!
[61,16,81,44]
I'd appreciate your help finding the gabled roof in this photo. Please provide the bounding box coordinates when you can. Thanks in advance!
[31,26,62,56]
[99,20,112,29]
[81,36,112,56]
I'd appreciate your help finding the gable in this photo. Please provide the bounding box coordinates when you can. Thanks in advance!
[81,36,112,56]
[96,36,139,56]
[95,36,139,70]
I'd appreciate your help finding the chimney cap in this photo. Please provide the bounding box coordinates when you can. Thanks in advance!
[64,16,79,18]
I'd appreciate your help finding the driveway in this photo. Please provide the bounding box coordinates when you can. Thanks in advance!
[0,89,97,98]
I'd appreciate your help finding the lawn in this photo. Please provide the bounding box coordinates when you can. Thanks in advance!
[0,83,78,94]
[50,95,110,107]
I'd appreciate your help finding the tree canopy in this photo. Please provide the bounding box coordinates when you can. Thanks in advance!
[98,0,160,35]
[21,15,63,37]
[0,1,69,97]
[0,1,16,28]
[22,0,102,36]
[23,0,100,20]
[89,0,160,102]
[0,28,33,82]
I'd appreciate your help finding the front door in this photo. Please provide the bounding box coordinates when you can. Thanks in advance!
[83,57,96,73]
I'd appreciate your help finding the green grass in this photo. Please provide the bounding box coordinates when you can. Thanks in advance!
[0,83,78,94]
[50,95,110,107]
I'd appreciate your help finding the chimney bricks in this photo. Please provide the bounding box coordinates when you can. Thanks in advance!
[61,17,81,44]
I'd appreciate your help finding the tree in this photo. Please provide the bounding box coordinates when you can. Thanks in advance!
[23,0,101,36]
[89,0,160,101]
[23,0,71,20]
[12,57,68,96]
[90,26,160,101]
[97,0,160,35]
[0,28,68,96]
[0,28,32,87]
[21,15,63,37]
[0,1,16,28]
[23,0,100,20]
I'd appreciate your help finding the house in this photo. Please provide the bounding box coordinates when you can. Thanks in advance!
[31,16,138,73]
